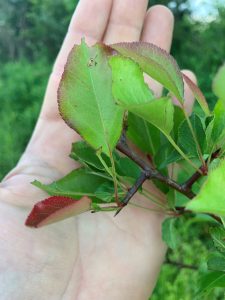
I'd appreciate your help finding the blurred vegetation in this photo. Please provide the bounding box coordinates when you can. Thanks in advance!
[0,59,50,175]
[0,0,225,298]
[152,216,225,299]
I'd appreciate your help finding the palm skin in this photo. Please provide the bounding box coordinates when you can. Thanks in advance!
[0,1,195,299]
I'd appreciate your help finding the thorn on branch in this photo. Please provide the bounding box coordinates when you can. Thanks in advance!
[115,134,197,216]
[114,171,150,216]
[116,135,222,222]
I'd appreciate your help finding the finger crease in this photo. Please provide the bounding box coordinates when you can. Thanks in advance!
[108,19,143,34]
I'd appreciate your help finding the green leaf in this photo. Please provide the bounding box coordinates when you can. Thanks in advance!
[109,55,161,155]
[115,157,140,179]
[182,72,210,116]
[70,141,140,181]
[153,106,186,168]
[70,141,109,170]
[91,202,102,212]
[173,105,185,140]
[205,118,215,153]
[210,99,225,148]
[123,97,198,170]
[174,191,190,207]
[109,53,174,138]
[127,113,161,156]
[207,253,225,272]
[32,168,112,201]
[155,140,181,169]
[210,227,225,253]
[109,55,154,105]
[121,97,174,136]
[186,159,225,216]
[166,189,176,209]
[111,42,184,102]
[58,40,124,156]
[91,202,117,212]
[178,113,206,157]
[94,183,121,202]
[213,64,225,101]
[197,271,225,296]
[162,217,179,249]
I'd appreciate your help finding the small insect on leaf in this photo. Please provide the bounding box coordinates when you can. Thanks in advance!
[87,54,98,67]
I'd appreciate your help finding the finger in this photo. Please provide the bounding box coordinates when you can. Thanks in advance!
[182,70,197,114]
[42,0,113,119]
[53,0,113,79]
[141,5,174,51]
[141,5,174,97]
[104,0,148,44]
[172,70,197,114]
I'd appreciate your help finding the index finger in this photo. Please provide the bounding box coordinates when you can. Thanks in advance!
[41,0,112,120]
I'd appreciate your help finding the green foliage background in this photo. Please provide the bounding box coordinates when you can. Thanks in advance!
[0,0,225,298]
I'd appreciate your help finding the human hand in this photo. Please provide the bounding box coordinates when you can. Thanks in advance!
[0,1,196,299]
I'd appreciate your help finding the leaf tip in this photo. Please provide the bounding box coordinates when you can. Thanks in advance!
[25,196,91,228]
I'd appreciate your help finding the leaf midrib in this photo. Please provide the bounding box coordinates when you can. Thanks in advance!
[84,46,110,154]
[202,273,225,292]
[143,120,155,155]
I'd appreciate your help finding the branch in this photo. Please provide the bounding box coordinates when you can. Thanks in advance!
[114,171,149,216]
[116,137,222,223]
[175,207,222,224]
[182,149,220,191]
[165,258,198,270]
[116,135,153,171]
[116,137,195,198]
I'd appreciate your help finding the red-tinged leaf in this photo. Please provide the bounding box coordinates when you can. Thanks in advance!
[111,42,184,102]
[58,40,123,156]
[25,196,91,228]
[182,72,210,116]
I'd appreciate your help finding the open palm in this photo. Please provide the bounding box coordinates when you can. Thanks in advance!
[0,1,195,299]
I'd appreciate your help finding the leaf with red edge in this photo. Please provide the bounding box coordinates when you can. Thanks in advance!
[25,196,91,228]
[111,41,184,102]
[58,39,123,157]
[182,72,210,116]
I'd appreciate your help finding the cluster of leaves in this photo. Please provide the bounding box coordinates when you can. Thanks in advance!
[25,40,225,295]
[152,217,225,299]
[198,225,225,297]
[1,1,225,297]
